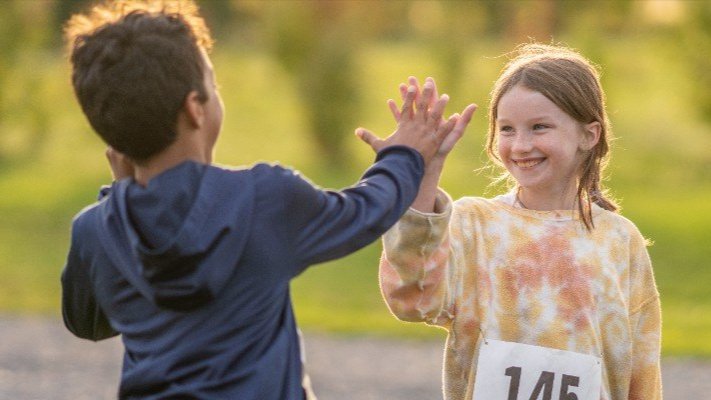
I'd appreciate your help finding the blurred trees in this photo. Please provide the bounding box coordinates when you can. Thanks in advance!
[0,1,54,165]
[260,2,364,165]
[681,0,711,123]
[0,0,707,167]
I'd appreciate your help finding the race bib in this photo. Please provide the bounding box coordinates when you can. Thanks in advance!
[472,339,601,400]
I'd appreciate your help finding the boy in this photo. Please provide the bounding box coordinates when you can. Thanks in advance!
[61,1,475,399]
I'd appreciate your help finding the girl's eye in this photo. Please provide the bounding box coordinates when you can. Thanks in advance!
[533,124,549,130]
[499,126,515,136]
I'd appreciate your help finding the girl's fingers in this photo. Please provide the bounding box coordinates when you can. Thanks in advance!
[437,113,459,138]
[428,94,450,128]
[453,104,477,134]
[438,104,477,153]
[436,114,464,154]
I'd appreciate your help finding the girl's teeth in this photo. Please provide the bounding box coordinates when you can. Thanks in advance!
[516,159,541,168]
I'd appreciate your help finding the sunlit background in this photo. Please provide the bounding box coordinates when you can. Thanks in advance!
[0,0,709,357]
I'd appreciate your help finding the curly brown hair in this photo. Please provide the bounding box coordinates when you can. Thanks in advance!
[65,0,214,162]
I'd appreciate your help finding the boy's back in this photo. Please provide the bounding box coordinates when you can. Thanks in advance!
[62,1,474,398]
[63,153,424,398]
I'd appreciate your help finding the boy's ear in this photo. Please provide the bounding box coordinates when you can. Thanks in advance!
[580,121,601,151]
[182,91,205,129]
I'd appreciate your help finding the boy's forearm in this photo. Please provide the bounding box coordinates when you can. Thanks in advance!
[290,145,425,268]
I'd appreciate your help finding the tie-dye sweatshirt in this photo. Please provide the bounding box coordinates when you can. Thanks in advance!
[380,190,661,400]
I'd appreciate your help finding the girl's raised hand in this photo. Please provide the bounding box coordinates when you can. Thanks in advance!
[438,103,477,158]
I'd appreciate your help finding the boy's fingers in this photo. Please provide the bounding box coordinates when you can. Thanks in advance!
[400,85,417,119]
[408,76,420,103]
[387,99,400,121]
[426,77,439,107]
[355,128,382,151]
[417,80,434,121]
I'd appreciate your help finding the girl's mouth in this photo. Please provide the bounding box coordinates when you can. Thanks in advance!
[513,158,545,169]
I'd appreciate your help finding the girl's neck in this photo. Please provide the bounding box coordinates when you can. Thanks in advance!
[516,186,577,211]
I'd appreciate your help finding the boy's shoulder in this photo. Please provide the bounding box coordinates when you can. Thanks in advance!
[213,161,295,178]
[211,162,311,191]
[69,196,110,251]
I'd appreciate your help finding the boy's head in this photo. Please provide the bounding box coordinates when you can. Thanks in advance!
[65,0,216,163]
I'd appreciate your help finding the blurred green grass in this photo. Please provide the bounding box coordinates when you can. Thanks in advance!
[0,39,709,357]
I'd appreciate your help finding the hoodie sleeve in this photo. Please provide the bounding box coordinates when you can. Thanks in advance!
[285,145,424,274]
[61,215,119,341]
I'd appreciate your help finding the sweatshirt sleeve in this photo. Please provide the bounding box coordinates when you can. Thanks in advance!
[286,145,424,274]
[61,216,119,341]
[627,232,662,399]
[379,189,455,327]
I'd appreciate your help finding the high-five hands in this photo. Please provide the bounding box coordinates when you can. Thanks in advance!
[356,77,476,166]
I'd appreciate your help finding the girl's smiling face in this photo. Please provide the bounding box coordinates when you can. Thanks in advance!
[496,84,598,208]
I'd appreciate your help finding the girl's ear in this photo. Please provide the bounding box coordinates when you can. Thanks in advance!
[580,121,601,151]
[182,90,205,129]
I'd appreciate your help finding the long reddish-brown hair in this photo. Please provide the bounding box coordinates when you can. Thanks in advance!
[486,43,618,230]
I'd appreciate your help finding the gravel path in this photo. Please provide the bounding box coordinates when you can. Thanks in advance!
[0,315,708,399]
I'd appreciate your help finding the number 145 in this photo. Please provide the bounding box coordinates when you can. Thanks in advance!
[505,366,581,400]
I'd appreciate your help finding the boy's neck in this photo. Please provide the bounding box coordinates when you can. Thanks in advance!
[133,131,212,187]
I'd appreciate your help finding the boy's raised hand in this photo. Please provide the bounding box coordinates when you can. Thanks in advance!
[390,77,476,162]
[356,77,475,166]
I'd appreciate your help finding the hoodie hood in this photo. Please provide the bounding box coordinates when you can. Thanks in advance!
[96,161,255,311]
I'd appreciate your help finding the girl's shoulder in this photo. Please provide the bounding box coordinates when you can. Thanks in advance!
[592,208,650,247]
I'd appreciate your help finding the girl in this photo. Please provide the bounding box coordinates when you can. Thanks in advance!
[361,44,662,399]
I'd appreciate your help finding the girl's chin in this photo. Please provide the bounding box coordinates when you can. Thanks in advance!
[509,173,542,188]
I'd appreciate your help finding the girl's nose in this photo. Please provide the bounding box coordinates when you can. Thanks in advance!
[511,132,533,153]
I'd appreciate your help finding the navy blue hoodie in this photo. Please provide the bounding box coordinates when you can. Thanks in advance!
[61,146,423,399]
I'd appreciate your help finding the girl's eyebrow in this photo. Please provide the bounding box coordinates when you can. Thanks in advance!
[497,115,555,123]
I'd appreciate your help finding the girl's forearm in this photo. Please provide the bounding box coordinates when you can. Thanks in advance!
[410,159,444,213]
